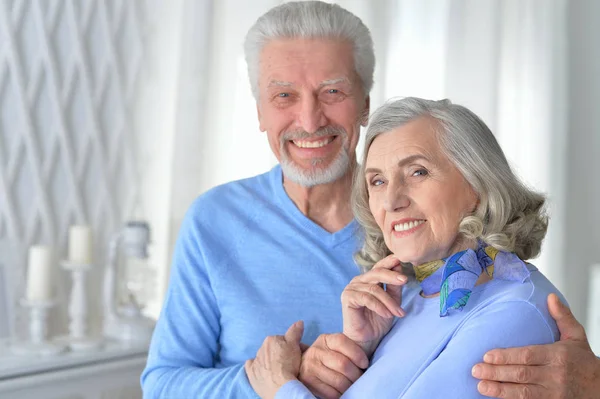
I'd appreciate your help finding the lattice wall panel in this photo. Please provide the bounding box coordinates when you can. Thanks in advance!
[0,0,147,334]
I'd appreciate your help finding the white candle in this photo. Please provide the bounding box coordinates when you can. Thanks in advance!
[26,246,55,302]
[69,225,93,264]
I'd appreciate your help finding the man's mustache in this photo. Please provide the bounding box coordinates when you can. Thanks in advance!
[281,126,347,142]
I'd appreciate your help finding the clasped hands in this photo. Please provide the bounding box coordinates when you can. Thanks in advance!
[246,255,406,399]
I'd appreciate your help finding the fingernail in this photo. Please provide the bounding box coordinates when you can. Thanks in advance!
[397,275,407,283]
[471,365,481,378]
[397,307,406,317]
[483,353,494,363]
[477,381,489,394]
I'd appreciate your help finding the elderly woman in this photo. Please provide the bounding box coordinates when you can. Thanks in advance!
[246,97,565,398]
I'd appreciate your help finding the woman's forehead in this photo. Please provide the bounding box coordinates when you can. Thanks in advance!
[366,119,443,166]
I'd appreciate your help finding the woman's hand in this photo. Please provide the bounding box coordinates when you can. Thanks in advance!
[342,255,407,358]
[245,321,305,399]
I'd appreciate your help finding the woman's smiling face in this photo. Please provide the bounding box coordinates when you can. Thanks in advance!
[365,116,478,265]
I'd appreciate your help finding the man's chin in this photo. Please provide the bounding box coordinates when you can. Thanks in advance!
[281,162,345,187]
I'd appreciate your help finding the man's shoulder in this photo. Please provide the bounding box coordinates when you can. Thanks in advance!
[188,170,275,218]
[193,168,276,208]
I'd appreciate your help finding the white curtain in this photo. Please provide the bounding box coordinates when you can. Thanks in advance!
[154,0,573,318]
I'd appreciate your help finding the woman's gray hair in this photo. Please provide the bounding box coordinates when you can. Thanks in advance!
[352,97,548,271]
[244,1,375,99]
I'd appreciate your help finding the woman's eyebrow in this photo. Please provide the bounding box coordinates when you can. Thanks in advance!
[365,154,429,175]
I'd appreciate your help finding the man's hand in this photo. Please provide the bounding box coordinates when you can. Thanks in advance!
[472,293,600,398]
[298,333,369,399]
[245,321,304,399]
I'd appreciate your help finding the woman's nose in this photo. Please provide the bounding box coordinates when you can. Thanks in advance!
[383,182,410,212]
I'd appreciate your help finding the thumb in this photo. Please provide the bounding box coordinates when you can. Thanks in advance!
[547,293,588,342]
[285,320,304,344]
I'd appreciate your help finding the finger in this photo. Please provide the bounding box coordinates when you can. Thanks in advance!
[481,345,550,366]
[477,380,543,399]
[307,363,352,396]
[344,285,405,317]
[354,268,408,286]
[471,363,546,384]
[384,278,404,305]
[372,254,402,270]
[547,293,588,342]
[315,346,364,382]
[285,320,304,344]
[325,334,369,369]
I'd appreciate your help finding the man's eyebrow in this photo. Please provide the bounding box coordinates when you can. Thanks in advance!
[266,77,351,89]
[267,80,293,88]
[319,77,351,87]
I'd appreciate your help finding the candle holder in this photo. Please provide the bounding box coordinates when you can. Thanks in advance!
[61,261,103,351]
[10,299,67,356]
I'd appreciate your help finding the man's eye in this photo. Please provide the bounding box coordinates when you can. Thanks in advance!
[328,89,339,94]
[278,93,290,98]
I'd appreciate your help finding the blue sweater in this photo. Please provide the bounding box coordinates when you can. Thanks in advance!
[277,265,563,399]
[141,165,362,398]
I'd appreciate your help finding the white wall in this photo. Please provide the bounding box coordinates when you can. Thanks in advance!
[565,0,600,326]
[0,0,183,335]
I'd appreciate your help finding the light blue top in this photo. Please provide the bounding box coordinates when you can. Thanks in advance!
[277,266,563,399]
[141,165,362,398]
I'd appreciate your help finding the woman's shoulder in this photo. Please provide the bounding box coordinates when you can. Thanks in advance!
[467,264,563,340]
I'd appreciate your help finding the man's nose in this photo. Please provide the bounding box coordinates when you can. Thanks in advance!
[297,96,328,133]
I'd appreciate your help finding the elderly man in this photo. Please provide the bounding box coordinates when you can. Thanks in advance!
[141,2,600,399]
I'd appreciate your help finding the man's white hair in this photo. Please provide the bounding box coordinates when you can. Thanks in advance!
[244,1,375,99]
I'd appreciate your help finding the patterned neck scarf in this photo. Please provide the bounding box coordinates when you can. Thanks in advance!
[413,241,531,317]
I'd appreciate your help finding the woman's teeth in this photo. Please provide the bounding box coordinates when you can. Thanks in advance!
[394,220,425,232]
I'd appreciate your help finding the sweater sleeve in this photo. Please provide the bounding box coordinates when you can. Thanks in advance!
[141,200,259,399]
[400,300,556,399]
[275,380,317,399]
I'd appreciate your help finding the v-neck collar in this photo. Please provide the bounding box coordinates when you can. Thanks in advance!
[270,165,359,247]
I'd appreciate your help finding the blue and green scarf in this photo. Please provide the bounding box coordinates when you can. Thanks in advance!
[413,241,531,317]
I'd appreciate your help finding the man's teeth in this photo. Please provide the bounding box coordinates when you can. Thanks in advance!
[293,137,334,148]
[394,220,425,232]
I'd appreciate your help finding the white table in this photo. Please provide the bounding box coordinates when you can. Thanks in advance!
[0,338,147,399]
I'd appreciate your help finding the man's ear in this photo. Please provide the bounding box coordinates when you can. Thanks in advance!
[360,96,371,127]
[256,103,265,132]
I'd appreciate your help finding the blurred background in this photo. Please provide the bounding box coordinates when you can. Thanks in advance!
[0,0,598,397]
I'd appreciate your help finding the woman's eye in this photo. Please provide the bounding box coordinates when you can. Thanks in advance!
[371,179,384,186]
[412,169,428,177]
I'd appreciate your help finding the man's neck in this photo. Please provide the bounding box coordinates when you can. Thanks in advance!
[283,163,356,233]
